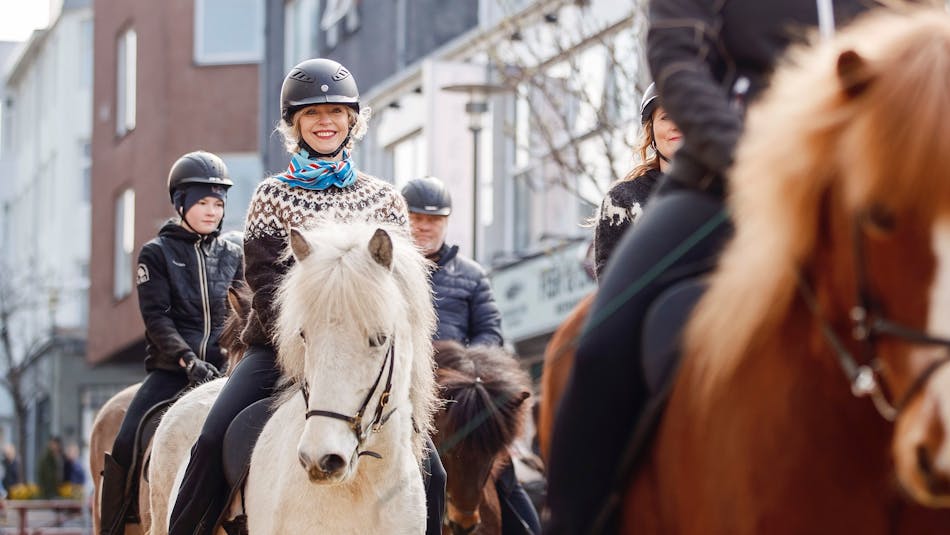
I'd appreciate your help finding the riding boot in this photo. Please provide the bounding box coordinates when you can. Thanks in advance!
[423,437,446,535]
[99,453,131,535]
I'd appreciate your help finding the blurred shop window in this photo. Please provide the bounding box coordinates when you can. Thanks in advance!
[194,0,263,65]
[116,28,136,136]
[113,188,135,300]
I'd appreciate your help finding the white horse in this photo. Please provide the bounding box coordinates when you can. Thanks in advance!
[148,222,437,534]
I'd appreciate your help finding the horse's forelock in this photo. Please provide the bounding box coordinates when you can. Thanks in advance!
[435,345,531,464]
[276,225,410,374]
[687,7,950,392]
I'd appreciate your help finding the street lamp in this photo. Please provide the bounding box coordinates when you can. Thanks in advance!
[441,82,509,260]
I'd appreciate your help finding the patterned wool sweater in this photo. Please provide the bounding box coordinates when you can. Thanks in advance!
[593,168,661,280]
[242,171,409,346]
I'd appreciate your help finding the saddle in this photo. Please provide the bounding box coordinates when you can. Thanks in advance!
[136,398,175,484]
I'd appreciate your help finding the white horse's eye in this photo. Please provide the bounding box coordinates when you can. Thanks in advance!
[299,329,306,341]
[369,333,388,347]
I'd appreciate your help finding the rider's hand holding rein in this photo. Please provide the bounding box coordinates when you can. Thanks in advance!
[180,354,221,384]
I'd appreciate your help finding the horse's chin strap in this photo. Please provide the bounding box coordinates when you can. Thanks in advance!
[797,218,950,422]
[300,340,397,459]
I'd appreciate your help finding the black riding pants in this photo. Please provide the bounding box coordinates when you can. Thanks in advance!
[545,185,733,535]
[169,345,281,535]
[112,369,188,470]
[168,344,448,535]
[497,462,541,535]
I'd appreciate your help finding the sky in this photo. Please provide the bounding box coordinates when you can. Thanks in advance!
[0,0,50,42]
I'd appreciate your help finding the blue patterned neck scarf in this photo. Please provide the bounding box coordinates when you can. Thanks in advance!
[278,149,357,190]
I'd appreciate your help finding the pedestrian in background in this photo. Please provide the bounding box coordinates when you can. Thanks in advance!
[37,436,63,499]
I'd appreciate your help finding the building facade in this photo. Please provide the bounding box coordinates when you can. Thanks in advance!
[0,0,114,478]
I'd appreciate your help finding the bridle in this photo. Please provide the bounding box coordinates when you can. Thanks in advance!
[798,217,950,422]
[445,466,494,535]
[299,339,397,459]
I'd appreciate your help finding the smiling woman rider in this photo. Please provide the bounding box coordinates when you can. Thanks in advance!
[167,58,446,535]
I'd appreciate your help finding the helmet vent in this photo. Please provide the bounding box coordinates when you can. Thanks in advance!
[332,66,351,81]
[289,69,315,83]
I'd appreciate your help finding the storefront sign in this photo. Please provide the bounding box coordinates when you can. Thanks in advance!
[491,241,596,342]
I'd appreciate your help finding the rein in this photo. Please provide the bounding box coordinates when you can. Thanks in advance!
[300,340,397,459]
[798,219,950,422]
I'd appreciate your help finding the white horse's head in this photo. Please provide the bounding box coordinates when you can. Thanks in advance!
[274,222,436,484]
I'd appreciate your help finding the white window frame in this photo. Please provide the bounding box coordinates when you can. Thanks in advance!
[116,28,137,136]
[113,189,135,300]
[194,0,264,65]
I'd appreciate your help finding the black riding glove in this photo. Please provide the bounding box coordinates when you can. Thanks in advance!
[182,356,220,384]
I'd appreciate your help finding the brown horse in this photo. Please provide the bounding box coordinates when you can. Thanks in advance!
[89,285,250,534]
[537,292,593,464]
[623,8,950,533]
[433,341,532,535]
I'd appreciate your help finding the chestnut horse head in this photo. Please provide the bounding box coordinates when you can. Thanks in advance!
[433,340,532,535]
[631,7,950,532]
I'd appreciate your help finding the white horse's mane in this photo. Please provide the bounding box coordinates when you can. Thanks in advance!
[273,221,438,458]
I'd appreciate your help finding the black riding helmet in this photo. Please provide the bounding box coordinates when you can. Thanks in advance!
[401,176,452,216]
[639,83,671,163]
[167,151,233,203]
[281,58,360,125]
[639,82,659,126]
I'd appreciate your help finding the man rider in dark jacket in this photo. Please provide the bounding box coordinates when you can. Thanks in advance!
[402,176,540,534]
[402,176,503,346]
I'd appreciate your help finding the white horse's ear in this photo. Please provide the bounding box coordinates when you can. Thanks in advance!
[369,228,393,270]
[290,228,312,261]
[836,49,875,99]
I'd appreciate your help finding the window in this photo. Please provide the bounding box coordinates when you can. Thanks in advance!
[321,0,359,48]
[113,189,135,300]
[389,132,427,188]
[81,142,91,203]
[0,97,9,157]
[80,18,93,90]
[116,28,136,136]
[195,0,263,65]
[284,0,319,69]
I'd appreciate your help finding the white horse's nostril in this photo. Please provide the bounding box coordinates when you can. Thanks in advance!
[319,454,347,475]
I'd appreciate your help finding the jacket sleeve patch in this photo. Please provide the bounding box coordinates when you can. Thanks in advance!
[136,263,150,285]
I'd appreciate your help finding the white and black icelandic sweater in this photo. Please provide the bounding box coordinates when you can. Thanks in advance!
[592,168,661,280]
[242,171,410,346]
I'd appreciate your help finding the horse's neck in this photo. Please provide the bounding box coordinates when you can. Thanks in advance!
[697,310,893,474]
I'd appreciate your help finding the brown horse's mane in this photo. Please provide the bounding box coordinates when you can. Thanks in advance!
[433,340,531,466]
[220,283,252,374]
[686,6,950,391]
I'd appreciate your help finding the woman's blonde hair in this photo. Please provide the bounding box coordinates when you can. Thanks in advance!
[276,105,373,154]
[622,117,661,183]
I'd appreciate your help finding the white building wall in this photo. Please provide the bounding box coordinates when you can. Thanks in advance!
[2,5,93,353]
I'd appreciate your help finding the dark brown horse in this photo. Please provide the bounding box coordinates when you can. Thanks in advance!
[433,341,532,535]
[624,8,950,533]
